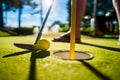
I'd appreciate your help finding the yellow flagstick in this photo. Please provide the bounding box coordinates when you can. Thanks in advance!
[70,0,77,59]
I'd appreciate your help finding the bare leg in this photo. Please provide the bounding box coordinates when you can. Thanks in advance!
[112,0,120,45]
[76,0,87,41]
[52,0,86,42]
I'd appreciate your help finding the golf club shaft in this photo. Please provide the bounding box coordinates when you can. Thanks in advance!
[34,0,54,44]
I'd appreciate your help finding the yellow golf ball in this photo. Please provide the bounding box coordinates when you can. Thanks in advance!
[33,39,50,50]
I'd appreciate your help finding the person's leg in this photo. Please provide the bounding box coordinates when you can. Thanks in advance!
[76,0,87,41]
[52,0,86,42]
[112,0,120,45]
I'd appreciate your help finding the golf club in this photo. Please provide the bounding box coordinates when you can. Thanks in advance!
[14,0,54,50]
[34,0,54,44]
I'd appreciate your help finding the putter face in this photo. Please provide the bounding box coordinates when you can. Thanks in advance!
[14,43,34,50]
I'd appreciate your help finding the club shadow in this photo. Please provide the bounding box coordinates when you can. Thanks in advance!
[80,61,110,80]
[3,50,50,80]
[3,50,31,58]
[28,50,50,80]
[77,42,120,52]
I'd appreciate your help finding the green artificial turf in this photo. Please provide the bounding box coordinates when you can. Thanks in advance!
[0,32,120,80]
[0,31,11,37]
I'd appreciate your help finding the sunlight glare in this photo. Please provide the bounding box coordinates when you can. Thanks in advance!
[43,0,53,7]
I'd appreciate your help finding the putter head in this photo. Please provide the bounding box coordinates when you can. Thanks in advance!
[14,43,34,50]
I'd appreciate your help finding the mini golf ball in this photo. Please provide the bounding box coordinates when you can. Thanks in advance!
[33,39,50,50]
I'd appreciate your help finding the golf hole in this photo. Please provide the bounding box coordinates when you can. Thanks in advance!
[53,51,93,60]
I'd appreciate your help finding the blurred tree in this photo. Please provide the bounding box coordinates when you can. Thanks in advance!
[51,21,62,27]
[83,0,115,37]
[67,0,71,27]
[0,0,38,29]
[85,0,113,16]
[31,0,43,28]
[93,0,99,36]
[0,0,17,28]
[97,0,113,14]
[12,0,38,29]
[0,0,4,28]
[93,0,114,37]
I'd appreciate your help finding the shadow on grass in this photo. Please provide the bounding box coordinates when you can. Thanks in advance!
[3,50,50,80]
[80,61,110,80]
[55,41,120,52]
[77,42,120,52]
[3,50,31,58]
[29,50,50,80]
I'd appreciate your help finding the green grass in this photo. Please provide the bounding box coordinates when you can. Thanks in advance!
[0,30,11,37]
[0,32,120,80]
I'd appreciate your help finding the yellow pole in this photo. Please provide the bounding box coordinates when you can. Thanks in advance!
[70,0,77,59]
